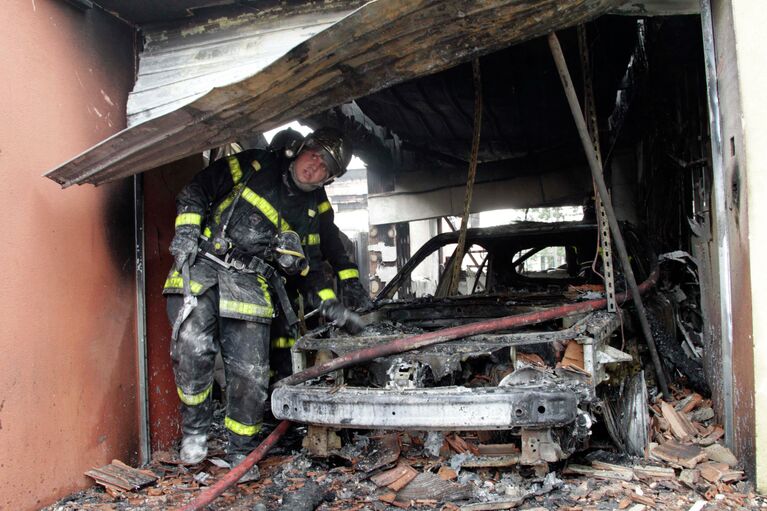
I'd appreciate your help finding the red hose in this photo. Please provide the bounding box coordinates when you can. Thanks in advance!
[175,419,291,511]
[279,268,658,387]
[176,268,657,509]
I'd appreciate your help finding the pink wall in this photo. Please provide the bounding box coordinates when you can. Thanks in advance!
[0,1,136,509]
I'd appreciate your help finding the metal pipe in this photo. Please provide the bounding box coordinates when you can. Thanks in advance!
[278,268,658,387]
[699,0,734,446]
[175,420,292,511]
[134,174,151,464]
[546,32,671,399]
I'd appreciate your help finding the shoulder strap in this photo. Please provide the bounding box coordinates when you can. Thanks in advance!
[218,164,256,238]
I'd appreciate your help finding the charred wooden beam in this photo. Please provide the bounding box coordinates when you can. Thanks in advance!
[47,0,625,187]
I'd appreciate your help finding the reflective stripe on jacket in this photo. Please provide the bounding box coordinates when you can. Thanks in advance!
[163,149,334,321]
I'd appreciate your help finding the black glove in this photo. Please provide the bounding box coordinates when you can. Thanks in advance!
[320,298,364,334]
[170,224,200,268]
[341,278,373,311]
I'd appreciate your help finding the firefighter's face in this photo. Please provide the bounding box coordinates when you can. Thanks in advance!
[293,148,330,185]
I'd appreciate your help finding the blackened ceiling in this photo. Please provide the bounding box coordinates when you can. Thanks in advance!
[317,16,640,179]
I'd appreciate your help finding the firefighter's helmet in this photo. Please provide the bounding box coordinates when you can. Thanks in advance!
[301,127,352,181]
[269,127,305,158]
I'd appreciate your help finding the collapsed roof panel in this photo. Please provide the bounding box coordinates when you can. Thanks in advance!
[128,2,364,126]
[46,0,626,188]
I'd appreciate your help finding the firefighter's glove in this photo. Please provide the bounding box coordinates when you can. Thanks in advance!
[170,224,200,268]
[320,298,364,334]
[341,278,374,311]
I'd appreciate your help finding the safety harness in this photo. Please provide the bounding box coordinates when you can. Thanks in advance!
[198,163,300,327]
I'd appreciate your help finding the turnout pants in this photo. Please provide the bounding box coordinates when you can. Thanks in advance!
[167,287,270,455]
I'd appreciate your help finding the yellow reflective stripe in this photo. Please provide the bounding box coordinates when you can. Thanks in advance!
[338,268,360,280]
[304,233,321,245]
[241,187,291,232]
[251,160,261,171]
[317,288,337,301]
[307,209,316,218]
[164,274,203,294]
[271,336,296,348]
[258,276,272,307]
[318,201,332,214]
[213,184,243,224]
[175,213,202,227]
[177,384,212,406]
[203,226,212,238]
[227,156,242,184]
[225,416,261,436]
[220,299,273,318]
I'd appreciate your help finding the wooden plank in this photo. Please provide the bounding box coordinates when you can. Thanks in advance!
[564,464,634,481]
[651,440,707,469]
[459,498,527,511]
[84,460,158,491]
[659,401,697,440]
[698,462,729,483]
[632,465,676,480]
[379,492,397,504]
[396,472,473,502]
[371,463,418,491]
[629,493,655,507]
[590,461,635,479]
[558,340,585,371]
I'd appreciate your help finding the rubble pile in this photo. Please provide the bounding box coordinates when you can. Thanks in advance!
[46,386,764,511]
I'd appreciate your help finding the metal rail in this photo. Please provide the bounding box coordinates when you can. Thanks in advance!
[699,0,734,442]
[547,32,670,399]
[133,174,151,464]
[578,24,617,313]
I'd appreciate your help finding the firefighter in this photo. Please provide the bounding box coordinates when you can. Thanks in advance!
[164,128,363,477]
[268,128,373,313]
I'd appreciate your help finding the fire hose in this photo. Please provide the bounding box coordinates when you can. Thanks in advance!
[176,267,658,510]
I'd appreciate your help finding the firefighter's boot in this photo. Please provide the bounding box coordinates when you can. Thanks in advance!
[180,433,208,464]
[228,453,260,483]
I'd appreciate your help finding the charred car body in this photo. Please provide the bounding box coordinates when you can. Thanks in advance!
[272,221,655,464]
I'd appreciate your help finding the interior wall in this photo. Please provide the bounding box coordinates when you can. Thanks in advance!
[368,167,590,224]
[0,1,136,509]
[627,16,726,420]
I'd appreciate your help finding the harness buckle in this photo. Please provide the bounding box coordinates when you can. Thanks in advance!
[225,253,247,271]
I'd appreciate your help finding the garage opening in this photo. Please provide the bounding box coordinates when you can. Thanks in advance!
[42,0,763,508]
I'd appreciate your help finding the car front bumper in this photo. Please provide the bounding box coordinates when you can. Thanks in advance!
[272,384,579,430]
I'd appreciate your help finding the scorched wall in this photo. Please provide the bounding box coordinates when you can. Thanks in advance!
[0,1,136,509]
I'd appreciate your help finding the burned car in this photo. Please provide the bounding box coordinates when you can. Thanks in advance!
[272,221,655,464]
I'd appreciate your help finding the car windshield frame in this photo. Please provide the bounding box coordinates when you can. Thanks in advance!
[377,221,601,301]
